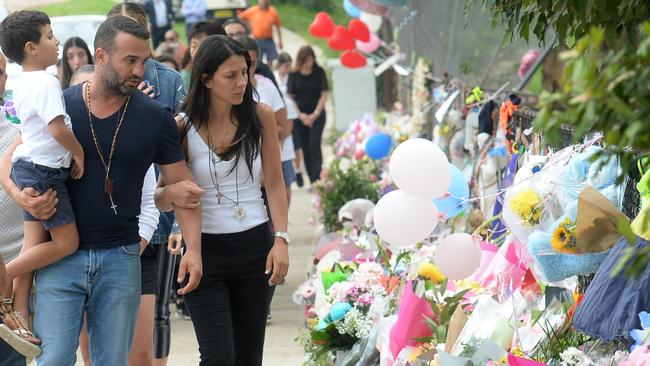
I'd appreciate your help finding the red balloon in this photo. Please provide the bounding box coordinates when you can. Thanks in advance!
[309,12,335,38]
[340,50,367,68]
[348,19,370,42]
[328,25,356,51]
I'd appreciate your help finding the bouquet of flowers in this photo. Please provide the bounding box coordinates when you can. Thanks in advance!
[551,218,577,254]
[304,261,390,362]
[509,188,544,226]
[313,158,381,232]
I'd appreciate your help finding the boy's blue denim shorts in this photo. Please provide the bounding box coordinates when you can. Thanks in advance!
[10,159,75,230]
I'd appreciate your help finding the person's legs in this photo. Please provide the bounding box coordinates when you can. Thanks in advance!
[295,121,314,184]
[291,125,304,187]
[307,113,326,183]
[5,222,78,279]
[184,280,235,366]
[79,316,91,366]
[33,250,89,365]
[129,245,158,365]
[281,160,294,207]
[0,256,28,364]
[2,221,47,349]
[128,295,155,366]
[86,243,141,366]
[230,278,274,366]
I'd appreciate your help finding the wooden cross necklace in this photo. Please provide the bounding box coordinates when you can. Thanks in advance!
[84,81,131,215]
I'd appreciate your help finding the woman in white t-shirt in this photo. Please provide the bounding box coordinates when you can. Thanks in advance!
[156,35,289,365]
[274,53,304,189]
[239,38,296,207]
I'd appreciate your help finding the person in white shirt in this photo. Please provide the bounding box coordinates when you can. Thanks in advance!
[0,10,84,354]
[274,52,300,203]
[155,35,289,366]
[238,36,295,207]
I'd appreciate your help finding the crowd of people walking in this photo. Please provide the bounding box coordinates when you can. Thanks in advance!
[0,0,328,365]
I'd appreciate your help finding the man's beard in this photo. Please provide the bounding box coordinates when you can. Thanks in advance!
[102,62,139,96]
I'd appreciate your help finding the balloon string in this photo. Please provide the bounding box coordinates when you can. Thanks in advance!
[453,133,603,207]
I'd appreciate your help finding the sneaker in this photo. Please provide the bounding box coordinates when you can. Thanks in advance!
[175,303,191,320]
[266,313,272,324]
[295,172,304,188]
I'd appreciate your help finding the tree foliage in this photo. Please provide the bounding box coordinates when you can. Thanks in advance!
[536,23,650,160]
[468,0,650,48]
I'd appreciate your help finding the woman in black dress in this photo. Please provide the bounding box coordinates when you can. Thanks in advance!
[287,46,329,184]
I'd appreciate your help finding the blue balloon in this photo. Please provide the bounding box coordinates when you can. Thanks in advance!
[433,164,469,218]
[364,133,392,160]
[343,0,362,18]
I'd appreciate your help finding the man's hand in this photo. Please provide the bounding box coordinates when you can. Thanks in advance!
[168,232,183,255]
[164,180,205,209]
[265,239,289,286]
[15,187,57,220]
[177,249,202,295]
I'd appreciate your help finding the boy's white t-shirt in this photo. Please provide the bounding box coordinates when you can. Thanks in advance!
[254,74,295,162]
[12,70,72,169]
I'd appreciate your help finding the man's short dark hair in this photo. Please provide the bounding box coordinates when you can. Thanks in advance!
[223,18,249,34]
[94,15,150,55]
[0,10,50,64]
[188,20,225,42]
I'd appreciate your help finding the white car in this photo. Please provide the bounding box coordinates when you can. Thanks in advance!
[5,15,106,92]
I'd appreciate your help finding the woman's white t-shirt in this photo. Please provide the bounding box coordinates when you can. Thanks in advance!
[255,74,295,162]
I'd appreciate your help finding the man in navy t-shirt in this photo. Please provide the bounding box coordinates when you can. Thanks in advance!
[1,16,203,365]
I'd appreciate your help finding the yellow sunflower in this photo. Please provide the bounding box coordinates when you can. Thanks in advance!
[551,219,576,254]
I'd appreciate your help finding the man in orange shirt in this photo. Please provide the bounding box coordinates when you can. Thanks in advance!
[238,0,283,67]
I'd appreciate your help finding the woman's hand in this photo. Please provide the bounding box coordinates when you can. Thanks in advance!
[137,81,155,99]
[168,232,183,255]
[265,239,289,286]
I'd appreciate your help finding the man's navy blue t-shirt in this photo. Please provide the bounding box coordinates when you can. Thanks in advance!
[64,84,184,250]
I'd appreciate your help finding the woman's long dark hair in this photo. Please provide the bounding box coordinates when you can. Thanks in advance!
[293,45,318,73]
[60,37,93,89]
[181,35,261,178]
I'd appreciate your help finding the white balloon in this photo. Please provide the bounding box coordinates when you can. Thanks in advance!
[389,138,452,199]
[360,12,382,33]
[434,233,481,280]
[373,190,439,248]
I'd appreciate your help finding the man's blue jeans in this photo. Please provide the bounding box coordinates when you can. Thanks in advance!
[33,243,141,366]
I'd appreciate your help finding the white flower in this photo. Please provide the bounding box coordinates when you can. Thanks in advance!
[338,158,352,173]
[334,307,375,339]
[560,347,585,366]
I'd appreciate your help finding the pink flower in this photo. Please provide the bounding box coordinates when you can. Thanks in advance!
[370,175,378,183]
[620,346,650,366]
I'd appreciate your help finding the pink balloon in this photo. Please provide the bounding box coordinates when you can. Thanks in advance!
[434,233,481,280]
[356,33,380,54]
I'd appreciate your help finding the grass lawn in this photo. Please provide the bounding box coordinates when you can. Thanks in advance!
[249,1,348,59]
[35,0,348,59]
